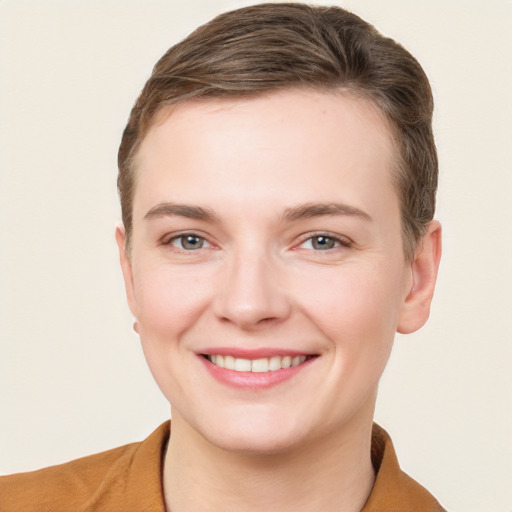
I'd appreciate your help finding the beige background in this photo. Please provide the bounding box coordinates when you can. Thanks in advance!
[1,1,511,510]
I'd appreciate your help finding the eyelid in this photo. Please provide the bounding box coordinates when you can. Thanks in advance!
[294,231,353,250]
[161,230,214,248]
[159,230,352,251]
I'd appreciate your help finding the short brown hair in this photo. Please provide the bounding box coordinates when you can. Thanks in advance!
[118,2,437,259]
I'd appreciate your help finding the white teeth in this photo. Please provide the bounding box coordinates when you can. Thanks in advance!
[268,356,282,371]
[251,358,269,373]
[234,358,252,372]
[292,355,306,367]
[281,356,292,368]
[207,354,309,373]
[224,355,235,370]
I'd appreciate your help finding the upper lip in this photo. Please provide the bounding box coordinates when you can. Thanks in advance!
[197,347,317,359]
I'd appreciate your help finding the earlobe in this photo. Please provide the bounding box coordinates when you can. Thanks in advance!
[397,221,442,334]
[115,225,138,318]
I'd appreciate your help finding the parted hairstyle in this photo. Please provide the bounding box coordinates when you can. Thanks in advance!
[118,2,437,260]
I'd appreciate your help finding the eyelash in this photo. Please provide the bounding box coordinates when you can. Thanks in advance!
[296,233,352,251]
[164,232,212,251]
[162,232,352,253]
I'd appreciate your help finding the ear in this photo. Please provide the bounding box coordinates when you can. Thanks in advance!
[397,221,442,334]
[115,224,138,318]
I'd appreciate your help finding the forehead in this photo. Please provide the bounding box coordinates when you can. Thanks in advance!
[133,89,399,219]
[144,88,395,157]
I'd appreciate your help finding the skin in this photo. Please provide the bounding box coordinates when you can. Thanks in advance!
[116,89,441,512]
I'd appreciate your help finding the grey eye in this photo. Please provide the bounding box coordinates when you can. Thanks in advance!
[171,234,207,250]
[311,236,337,250]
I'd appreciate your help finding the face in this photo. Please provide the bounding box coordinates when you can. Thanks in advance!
[117,89,438,454]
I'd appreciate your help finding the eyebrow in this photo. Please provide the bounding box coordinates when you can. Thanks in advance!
[282,202,372,222]
[143,201,372,224]
[144,202,219,222]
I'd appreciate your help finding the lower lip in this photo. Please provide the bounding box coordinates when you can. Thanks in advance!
[199,356,316,390]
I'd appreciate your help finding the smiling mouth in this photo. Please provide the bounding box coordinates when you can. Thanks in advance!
[203,354,316,373]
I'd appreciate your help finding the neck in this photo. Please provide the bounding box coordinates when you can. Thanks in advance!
[163,408,376,512]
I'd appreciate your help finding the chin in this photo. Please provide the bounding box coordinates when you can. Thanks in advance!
[208,426,306,456]
[188,406,313,456]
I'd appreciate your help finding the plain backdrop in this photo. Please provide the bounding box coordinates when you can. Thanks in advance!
[1,1,511,511]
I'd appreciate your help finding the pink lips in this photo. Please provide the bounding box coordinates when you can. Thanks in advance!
[197,348,317,389]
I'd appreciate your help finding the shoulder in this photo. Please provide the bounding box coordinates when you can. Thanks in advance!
[0,422,169,512]
[0,444,136,511]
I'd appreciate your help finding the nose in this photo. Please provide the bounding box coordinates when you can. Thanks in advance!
[212,250,292,330]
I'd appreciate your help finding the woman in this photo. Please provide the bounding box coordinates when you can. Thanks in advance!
[0,4,445,511]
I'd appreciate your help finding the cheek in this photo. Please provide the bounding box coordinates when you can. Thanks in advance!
[133,262,213,341]
[132,264,215,404]
[295,263,404,352]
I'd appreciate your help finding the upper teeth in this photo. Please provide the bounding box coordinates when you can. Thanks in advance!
[207,355,307,373]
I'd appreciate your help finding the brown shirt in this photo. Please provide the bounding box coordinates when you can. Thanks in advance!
[0,422,446,512]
